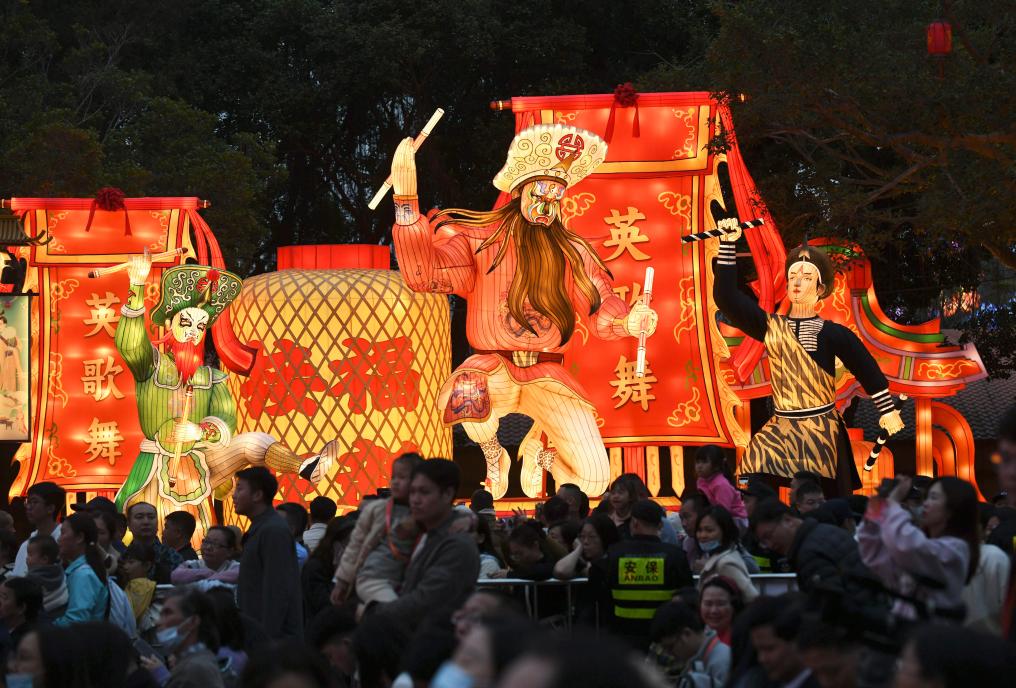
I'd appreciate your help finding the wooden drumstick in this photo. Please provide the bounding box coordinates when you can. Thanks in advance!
[368,108,445,210]
[635,266,655,379]
[88,247,188,278]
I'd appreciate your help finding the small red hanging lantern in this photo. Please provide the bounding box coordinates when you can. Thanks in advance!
[926,20,952,57]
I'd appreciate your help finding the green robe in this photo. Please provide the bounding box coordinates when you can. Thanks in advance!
[114,284,237,510]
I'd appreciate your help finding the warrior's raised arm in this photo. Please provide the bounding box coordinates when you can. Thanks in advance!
[388,138,477,296]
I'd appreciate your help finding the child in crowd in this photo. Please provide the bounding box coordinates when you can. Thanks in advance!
[171,525,241,590]
[25,535,68,619]
[332,453,424,605]
[118,541,160,636]
[694,445,748,532]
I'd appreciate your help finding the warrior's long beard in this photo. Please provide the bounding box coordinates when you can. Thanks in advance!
[165,337,205,384]
[433,200,607,345]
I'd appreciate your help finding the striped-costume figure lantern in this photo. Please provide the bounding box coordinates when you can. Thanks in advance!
[389,124,658,499]
[712,218,905,494]
[113,253,339,532]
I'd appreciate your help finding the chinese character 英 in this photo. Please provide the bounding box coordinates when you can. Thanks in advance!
[84,418,124,465]
[609,356,657,411]
[83,292,121,337]
[81,356,125,401]
[602,207,651,262]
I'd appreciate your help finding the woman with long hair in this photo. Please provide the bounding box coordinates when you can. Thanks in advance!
[859,475,978,620]
[206,586,249,677]
[553,513,619,580]
[695,506,759,603]
[91,510,120,576]
[54,512,109,626]
[302,516,355,619]
[604,473,648,537]
[552,513,620,627]
[602,473,679,544]
[475,512,505,578]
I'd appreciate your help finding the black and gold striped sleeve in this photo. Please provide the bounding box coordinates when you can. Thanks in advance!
[829,323,895,415]
[712,240,768,342]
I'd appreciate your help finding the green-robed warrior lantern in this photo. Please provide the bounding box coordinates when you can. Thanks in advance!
[113,251,338,531]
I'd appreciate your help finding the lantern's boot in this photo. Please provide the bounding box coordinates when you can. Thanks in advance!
[298,439,340,484]
[520,424,555,499]
[479,437,511,500]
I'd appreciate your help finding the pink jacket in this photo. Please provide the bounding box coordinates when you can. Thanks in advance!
[696,473,747,519]
[858,500,970,618]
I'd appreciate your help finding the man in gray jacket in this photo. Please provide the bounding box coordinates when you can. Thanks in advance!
[377,459,479,629]
[235,466,303,640]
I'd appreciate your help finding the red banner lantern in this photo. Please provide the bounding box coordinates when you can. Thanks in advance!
[927,21,952,56]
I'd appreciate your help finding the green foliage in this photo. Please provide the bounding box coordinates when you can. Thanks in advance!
[2,0,1013,373]
[0,0,713,274]
[699,0,1015,254]
[690,0,1016,374]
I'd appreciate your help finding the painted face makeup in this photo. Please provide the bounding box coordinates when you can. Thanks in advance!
[787,261,823,307]
[171,307,210,345]
[521,179,566,226]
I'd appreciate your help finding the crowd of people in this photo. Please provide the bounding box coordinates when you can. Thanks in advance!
[1,408,1016,687]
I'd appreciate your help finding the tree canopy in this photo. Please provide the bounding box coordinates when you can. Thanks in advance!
[1,0,1014,372]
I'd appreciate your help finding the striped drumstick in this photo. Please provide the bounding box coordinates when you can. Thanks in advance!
[368,108,445,210]
[864,393,908,472]
[682,217,765,244]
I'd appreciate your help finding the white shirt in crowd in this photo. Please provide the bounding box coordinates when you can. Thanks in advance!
[961,543,1011,635]
[303,522,328,554]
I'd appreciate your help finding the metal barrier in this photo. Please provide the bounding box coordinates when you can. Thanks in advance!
[155,573,799,627]
[476,573,799,627]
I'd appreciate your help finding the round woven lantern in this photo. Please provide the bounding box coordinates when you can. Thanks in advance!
[224,245,452,512]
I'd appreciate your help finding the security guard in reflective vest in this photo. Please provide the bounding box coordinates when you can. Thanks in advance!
[605,499,692,649]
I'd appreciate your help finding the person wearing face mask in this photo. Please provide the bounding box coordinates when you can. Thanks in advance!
[712,221,904,495]
[430,615,535,688]
[141,587,225,688]
[9,625,91,688]
[695,506,759,604]
[859,475,979,621]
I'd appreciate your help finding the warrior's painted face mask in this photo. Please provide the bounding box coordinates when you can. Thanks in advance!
[170,307,210,345]
[787,261,824,307]
[520,179,566,226]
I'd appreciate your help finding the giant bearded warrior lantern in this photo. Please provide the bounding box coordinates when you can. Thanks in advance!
[389,124,658,498]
